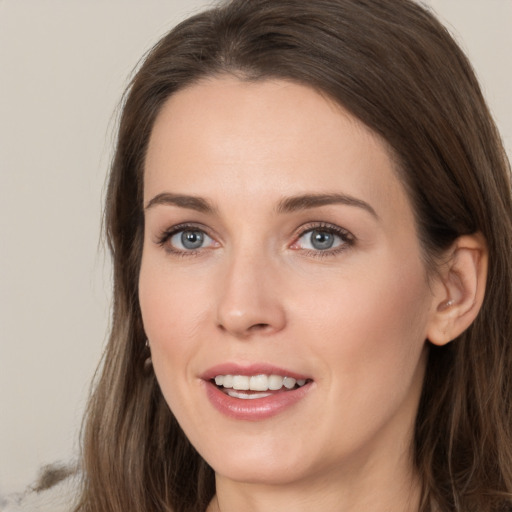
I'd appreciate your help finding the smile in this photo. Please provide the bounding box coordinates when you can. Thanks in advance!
[202,364,313,420]
[213,374,308,399]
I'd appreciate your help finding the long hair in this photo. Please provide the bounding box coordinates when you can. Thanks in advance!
[75,1,512,511]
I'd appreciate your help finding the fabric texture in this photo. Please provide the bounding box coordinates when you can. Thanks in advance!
[0,475,77,512]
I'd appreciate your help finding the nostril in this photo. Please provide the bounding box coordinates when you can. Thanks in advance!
[250,323,270,331]
[216,300,287,337]
[216,321,272,337]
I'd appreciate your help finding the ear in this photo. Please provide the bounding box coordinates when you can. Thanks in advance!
[427,233,488,346]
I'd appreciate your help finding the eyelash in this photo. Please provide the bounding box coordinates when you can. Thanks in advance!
[155,223,215,257]
[292,222,355,258]
[155,222,355,258]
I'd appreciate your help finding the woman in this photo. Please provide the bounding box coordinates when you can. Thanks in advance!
[30,0,512,511]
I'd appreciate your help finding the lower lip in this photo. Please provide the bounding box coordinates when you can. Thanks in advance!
[203,380,312,421]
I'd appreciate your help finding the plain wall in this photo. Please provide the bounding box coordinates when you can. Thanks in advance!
[1,0,511,497]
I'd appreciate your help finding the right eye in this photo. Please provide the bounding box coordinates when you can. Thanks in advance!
[157,225,218,255]
[170,229,212,250]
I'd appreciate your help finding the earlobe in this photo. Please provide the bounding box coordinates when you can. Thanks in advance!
[427,233,488,346]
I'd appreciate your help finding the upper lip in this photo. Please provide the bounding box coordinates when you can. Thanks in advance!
[201,363,311,381]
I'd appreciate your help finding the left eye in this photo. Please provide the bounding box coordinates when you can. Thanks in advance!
[295,228,346,251]
[169,229,214,250]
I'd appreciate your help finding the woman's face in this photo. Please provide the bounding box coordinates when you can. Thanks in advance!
[140,78,439,488]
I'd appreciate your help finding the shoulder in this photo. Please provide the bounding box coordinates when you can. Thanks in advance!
[1,473,78,512]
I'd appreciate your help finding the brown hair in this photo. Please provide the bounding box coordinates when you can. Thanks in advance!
[75,1,512,511]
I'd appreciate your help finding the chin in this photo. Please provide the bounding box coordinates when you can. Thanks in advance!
[209,457,312,487]
[196,433,323,487]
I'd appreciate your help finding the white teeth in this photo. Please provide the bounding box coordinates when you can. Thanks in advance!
[227,390,272,399]
[213,373,308,392]
[232,375,250,390]
[268,374,284,390]
[249,374,269,391]
[283,377,296,389]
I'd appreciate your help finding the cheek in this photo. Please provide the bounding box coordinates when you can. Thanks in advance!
[293,253,431,386]
[139,259,205,415]
[138,251,223,417]
[139,254,205,337]
[139,257,199,381]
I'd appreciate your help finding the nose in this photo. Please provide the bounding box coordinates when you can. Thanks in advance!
[215,249,287,339]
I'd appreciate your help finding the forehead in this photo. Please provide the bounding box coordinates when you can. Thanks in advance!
[144,77,410,225]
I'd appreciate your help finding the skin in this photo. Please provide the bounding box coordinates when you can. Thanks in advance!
[139,77,450,511]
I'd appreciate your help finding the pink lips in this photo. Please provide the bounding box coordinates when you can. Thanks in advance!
[201,363,313,421]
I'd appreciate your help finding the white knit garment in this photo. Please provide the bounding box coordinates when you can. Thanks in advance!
[0,476,76,512]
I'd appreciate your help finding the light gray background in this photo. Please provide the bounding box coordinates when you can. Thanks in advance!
[1,0,511,496]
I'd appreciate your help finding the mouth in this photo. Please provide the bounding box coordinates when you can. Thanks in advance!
[202,364,313,419]
[211,374,311,400]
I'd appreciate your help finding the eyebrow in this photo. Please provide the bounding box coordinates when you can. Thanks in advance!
[145,192,217,213]
[276,193,378,219]
[145,191,378,219]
